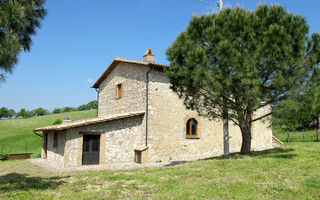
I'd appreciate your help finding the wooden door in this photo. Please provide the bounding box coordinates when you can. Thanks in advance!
[82,135,100,165]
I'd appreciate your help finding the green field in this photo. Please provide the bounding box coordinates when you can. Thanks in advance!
[0,110,97,157]
[0,143,319,199]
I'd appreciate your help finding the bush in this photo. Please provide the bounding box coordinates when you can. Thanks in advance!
[52,108,62,114]
[0,154,8,161]
[62,107,76,113]
[53,119,62,125]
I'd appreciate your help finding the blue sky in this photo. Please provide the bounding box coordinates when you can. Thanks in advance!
[0,0,319,111]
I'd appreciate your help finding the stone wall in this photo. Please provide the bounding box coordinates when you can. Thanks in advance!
[147,69,273,162]
[147,70,224,162]
[98,62,149,117]
[42,131,66,167]
[64,116,144,167]
[228,107,272,153]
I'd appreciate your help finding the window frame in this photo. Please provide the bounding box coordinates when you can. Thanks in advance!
[186,118,199,139]
[115,83,123,99]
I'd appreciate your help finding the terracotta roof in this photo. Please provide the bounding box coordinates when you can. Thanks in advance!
[92,57,168,88]
[33,111,145,132]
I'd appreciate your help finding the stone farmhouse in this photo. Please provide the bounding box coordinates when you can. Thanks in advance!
[34,49,281,168]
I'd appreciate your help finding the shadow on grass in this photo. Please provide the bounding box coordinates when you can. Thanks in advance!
[205,147,297,161]
[164,148,297,167]
[165,161,189,166]
[0,173,69,192]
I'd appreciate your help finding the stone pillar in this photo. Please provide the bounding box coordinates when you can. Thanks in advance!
[77,136,83,167]
[64,132,70,168]
[100,133,106,165]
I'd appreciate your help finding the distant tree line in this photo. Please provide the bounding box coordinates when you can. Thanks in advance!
[0,100,97,119]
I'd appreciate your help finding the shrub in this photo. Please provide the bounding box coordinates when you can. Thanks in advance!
[52,108,62,114]
[53,119,62,125]
[0,154,8,161]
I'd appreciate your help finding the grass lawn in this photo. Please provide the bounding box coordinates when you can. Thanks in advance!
[0,142,319,200]
[0,110,97,157]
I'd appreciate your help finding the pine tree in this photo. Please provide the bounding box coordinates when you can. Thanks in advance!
[0,0,46,82]
[165,5,320,153]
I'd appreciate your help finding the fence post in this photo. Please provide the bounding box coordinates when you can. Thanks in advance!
[287,131,290,142]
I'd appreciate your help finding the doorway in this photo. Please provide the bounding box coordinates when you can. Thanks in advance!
[82,135,100,165]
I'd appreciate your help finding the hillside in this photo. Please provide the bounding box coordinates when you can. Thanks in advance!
[0,110,97,157]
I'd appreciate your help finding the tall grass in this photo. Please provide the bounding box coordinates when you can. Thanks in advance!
[274,130,319,142]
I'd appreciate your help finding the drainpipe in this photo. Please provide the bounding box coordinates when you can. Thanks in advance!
[145,67,152,146]
[95,88,99,117]
[33,130,43,137]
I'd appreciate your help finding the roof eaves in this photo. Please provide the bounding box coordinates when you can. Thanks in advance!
[91,57,168,88]
[33,111,145,132]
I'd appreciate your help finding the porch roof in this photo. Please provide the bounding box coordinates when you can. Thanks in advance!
[33,111,145,132]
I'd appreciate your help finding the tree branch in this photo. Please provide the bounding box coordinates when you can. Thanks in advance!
[229,117,240,126]
[251,112,272,122]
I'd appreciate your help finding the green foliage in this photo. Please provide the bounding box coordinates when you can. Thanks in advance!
[24,110,35,118]
[0,0,46,82]
[62,107,76,113]
[34,108,48,116]
[0,107,8,118]
[165,5,320,153]
[273,66,320,135]
[7,109,16,118]
[77,100,98,111]
[274,130,318,142]
[52,108,62,114]
[16,108,26,117]
[0,107,16,118]
[2,100,97,120]
[52,118,62,125]
[0,154,7,161]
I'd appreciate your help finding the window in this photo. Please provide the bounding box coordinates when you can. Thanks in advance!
[186,118,198,138]
[115,83,123,99]
[53,133,58,148]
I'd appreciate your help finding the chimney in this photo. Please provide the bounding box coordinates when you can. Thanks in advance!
[143,48,155,63]
[62,115,72,124]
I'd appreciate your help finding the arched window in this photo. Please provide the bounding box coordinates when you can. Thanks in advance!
[186,118,198,138]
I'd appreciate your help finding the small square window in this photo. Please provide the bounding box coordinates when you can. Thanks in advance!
[116,83,123,99]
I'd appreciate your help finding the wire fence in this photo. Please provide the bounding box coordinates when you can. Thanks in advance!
[0,143,36,155]
[274,130,320,142]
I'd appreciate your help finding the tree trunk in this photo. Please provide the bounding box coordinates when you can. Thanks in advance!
[240,119,252,154]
